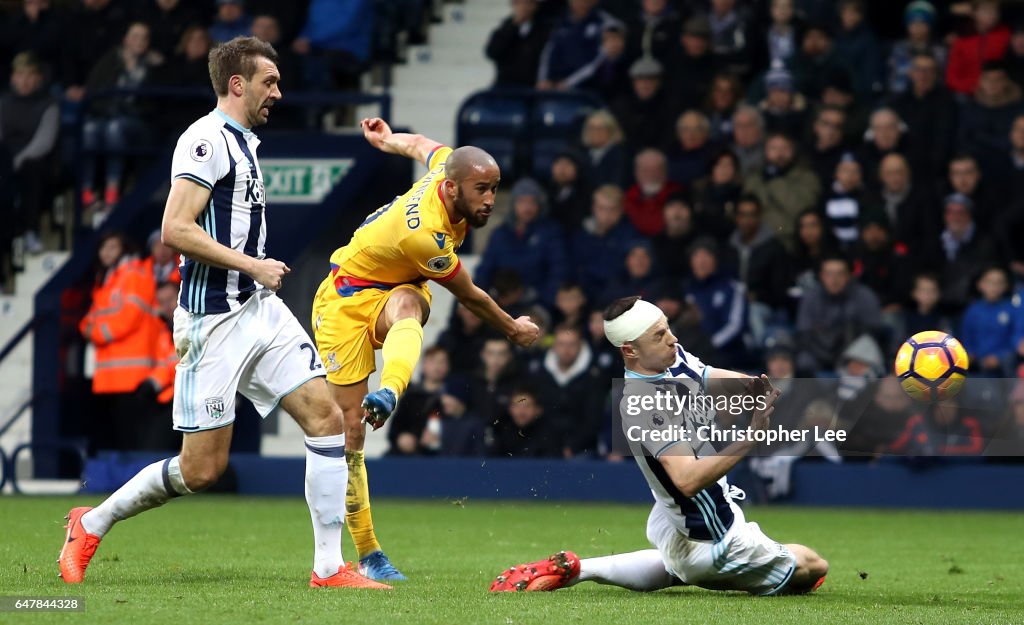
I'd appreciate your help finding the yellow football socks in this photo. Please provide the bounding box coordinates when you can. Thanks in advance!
[380,318,423,398]
[345,449,381,559]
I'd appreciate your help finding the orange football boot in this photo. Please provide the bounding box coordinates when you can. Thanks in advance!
[58,507,101,583]
[490,550,581,592]
[310,564,393,589]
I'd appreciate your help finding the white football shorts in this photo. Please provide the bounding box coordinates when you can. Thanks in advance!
[172,289,325,432]
[646,502,797,595]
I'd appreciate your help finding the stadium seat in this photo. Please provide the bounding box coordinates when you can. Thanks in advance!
[456,92,528,144]
[530,93,601,141]
[469,137,517,176]
[530,138,571,182]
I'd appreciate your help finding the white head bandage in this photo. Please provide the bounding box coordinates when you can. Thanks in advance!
[603,299,664,347]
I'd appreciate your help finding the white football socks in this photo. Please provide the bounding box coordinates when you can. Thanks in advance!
[81,456,192,537]
[304,434,347,578]
[572,550,676,591]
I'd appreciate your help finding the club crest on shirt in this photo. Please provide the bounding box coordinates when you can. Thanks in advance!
[205,396,225,419]
[651,412,665,427]
[190,139,213,162]
[427,255,451,272]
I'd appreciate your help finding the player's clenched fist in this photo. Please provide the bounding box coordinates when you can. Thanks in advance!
[509,316,540,347]
[360,117,393,148]
[250,258,290,291]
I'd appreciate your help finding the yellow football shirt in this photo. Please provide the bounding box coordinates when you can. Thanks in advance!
[328,146,466,289]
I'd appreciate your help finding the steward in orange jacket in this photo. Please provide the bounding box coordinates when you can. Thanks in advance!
[79,255,160,394]
[146,317,178,404]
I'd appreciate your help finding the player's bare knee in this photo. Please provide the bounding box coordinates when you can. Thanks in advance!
[299,397,345,438]
[179,455,226,491]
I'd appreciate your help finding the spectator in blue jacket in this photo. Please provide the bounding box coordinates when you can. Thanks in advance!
[209,0,253,44]
[474,178,568,308]
[536,0,619,90]
[683,237,749,369]
[961,265,1016,377]
[292,0,372,93]
[571,184,642,303]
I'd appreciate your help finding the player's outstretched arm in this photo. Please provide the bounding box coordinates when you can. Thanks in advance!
[658,385,780,498]
[439,268,539,347]
[162,178,290,290]
[360,117,442,166]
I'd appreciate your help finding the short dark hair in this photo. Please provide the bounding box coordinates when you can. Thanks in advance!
[553,322,582,338]
[913,272,940,287]
[818,253,851,273]
[736,193,762,213]
[603,296,641,321]
[509,384,541,405]
[208,36,278,97]
[423,345,449,359]
[765,131,796,147]
[950,152,978,167]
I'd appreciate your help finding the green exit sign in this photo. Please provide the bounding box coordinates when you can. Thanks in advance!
[261,159,354,204]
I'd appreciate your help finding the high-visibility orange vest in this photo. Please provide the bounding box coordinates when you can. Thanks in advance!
[146,319,178,404]
[79,258,161,394]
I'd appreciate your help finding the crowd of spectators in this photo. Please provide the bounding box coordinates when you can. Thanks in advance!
[12,0,1024,463]
[0,0,431,288]
[389,0,1024,461]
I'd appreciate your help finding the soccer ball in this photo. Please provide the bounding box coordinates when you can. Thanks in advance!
[894,331,969,402]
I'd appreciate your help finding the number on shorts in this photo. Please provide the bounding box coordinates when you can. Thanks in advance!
[299,343,322,371]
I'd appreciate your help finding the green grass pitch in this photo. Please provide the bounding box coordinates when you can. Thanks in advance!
[1,496,1022,624]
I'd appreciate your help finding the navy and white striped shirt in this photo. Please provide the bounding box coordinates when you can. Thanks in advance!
[170,109,267,314]
[622,345,740,542]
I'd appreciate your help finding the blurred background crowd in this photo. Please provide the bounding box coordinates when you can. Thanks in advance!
[3,0,1024,464]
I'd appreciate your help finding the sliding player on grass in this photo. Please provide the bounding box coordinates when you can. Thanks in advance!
[311,118,540,580]
[491,296,828,595]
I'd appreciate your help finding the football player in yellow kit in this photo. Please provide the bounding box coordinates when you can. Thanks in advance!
[311,117,540,580]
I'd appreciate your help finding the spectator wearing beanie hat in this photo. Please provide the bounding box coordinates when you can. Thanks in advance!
[821,152,873,250]
[887,1,947,94]
[474,178,568,308]
[920,192,997,313]
[758,63,807,137]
